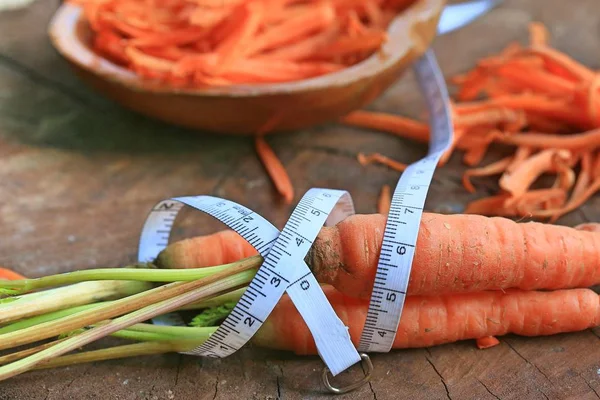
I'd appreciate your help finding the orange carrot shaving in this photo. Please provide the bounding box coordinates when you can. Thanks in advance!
[463,156,512,193]
[357,152,408,172]
[255,136,294,204]
[341,110,430,143]
[75,0,414,87]
[0,268,26,281]
[377,184,391,214]
[499,149,571,200]
[493,128,600,150]
[528,22,549,47]
[476,336,500,350]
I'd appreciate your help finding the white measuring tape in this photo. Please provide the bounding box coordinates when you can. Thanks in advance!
[138,189,361,376]
[135,49,452,392]
[358,50,454,352]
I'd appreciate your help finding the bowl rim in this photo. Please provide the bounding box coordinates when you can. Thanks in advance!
[48,0,444,98]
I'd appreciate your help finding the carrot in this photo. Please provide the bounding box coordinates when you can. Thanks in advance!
[357,152,408,172]
[155,230,258,270]
[0,268,26,281]
[76,0,414,87]
[377,184,391,214]
[498,149,571,199]
[255,136,294,204]
[493,128,600,150]
[464,194,516,216]
[528,22,549,47]
[250,3,336,55]
[254,286,600,354]
[341,110,430,143]
[157,212,600,299]
[476,336,500,349]
[462,156,512,193]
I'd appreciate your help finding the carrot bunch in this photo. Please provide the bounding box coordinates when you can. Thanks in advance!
[71,0,416,87]
[343,22,600,222]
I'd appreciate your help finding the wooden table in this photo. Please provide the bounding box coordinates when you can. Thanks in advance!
[2,0,600,398]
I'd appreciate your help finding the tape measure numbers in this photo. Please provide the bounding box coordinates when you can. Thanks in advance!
[358,50,454,352]
[138,190,361,376]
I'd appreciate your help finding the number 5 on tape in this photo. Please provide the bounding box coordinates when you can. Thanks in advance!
[138,189,361,376]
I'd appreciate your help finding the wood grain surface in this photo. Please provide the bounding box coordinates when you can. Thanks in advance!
[1,0,600,399]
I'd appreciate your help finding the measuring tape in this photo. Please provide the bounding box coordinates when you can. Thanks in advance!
[357,50,454,352]
[138,189,361,376]
[135,48,452,391]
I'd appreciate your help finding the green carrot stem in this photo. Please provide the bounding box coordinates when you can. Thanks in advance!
[0,262,254,381]
[0,256,262,291]
[179,287,246,310]
[0,281,152,325]
[0,339,67,366]
[125,323,217,338]
[0,303,104,335]
[32,341,201,371]
[0,259,256,352]
[0,287,245,335]
[109,329,179,342]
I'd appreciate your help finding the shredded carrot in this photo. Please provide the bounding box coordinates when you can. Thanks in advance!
[463,156,512,193]
[0,268,26,281]
[74,0,416,87]
[341,110,430,143]
[528,22,549,47]
[347,22,600,221]
[255,136,294,204]
[357,152,408,172]
[476,336,500,350]
[377,184,391,214]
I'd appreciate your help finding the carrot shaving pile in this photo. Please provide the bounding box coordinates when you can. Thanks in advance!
[345,22,600,221]
[71,0,416,87]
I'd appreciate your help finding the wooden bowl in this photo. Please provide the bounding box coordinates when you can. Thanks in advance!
[48,0,445,135]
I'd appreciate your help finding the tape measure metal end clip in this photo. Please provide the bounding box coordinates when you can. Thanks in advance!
[322,353,373,395]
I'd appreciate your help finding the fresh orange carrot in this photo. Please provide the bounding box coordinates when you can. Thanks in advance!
[464,194,516,216]
[476,336,500,349]
[357,152,408,172]
[341,110,430,143]
[254,286,600,354]
[255,136,294,204]
[0,268,26,281]
[158,212,600,299]
[155,229,258,270]
[377,184,391,214]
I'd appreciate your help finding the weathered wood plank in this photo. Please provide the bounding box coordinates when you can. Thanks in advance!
[1,0,600,399]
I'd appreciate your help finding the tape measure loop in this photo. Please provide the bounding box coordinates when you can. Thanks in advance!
[322,353,373,394]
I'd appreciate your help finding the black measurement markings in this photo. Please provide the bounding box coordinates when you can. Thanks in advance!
[381,240,415,247]
[256,238,277,254]
[261,266,290,283]
[246,285,266,297]
[238,297,252,307]
[372,285,406,295]
[288,271,311,288]
[309,205,328,216]
[232,307,264,323]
